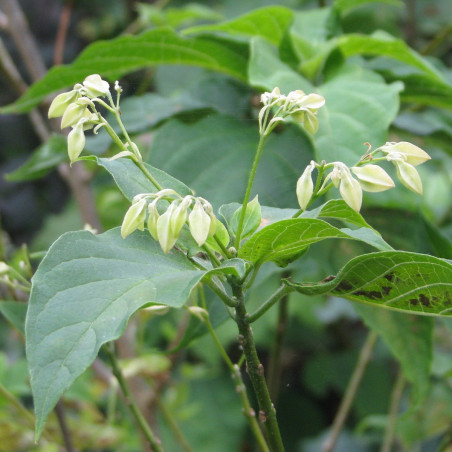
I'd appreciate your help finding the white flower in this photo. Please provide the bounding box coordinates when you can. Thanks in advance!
[351,165,395,192]
[83,74,110,98]
[380,142,430,166]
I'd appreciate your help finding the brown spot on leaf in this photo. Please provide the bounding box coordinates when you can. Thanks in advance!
[419,293,431,307]
[336,280,353,292]
[353,290,383,300]
[409,298,419,306]
[383,272,395,282]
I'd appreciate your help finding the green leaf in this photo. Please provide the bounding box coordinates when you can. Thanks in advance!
[333,0,403,14]
[95,157,192,201]
[302,199,374,229]
[238,218,391,266]
[5,135,67,182]
[183,6,294,46]
[285,251,452,316]
[0,301,27,335]
[229,195,261,239]
[2,28,248,114]
[354,303,432,405]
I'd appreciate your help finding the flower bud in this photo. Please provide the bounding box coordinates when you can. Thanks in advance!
[170,196,191,237]
[147,202,160,241]
[189,200,211,246]
[121,198,147,238]
[380,142,430,166]
[351,165,395,192]
[394,160,423,194]
[187,306,208,322]
[157,203,179,253]
[296,164,314,210]
[67,122,86,164]
[83,74,110,98]
[339,171,362,212]
[48,90,79,118]
[61,102,88,129]
[0,262,9,275]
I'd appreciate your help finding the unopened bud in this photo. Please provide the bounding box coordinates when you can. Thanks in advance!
[67,122,86,164]
[170,197,191,237]
[187,306,208,322]
[121,198,147,238]
[380,142,430,166]
[189,200,211,247]
[394,160,423,194]
[147,202,160,241]
[339,171,362,212]
[351,165,395,192]
[61,103,88,129]
[157,203,179,253]
[83,74,110,98]
[296,164,314,210]
[0,262,9,275]
[48,90,79,118]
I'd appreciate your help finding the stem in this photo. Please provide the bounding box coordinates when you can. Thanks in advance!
[233,284,285,452]
[246,285,294,324]
[267,294,289,402]
[322,330,378,452]
[53,0,73,65]
[380,370,405,452]
[105,344,165,452]
[54,400,75,452]
[155,396,194,452]
[235,134,266,248]
[204,279,237,308]
[200,289,270,452]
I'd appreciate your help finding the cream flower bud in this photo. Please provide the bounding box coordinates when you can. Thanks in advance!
[170,196,192,237]
[394,160,423,194]
[147,202,160,241]
[121,198,147,238]
[380,142,430,166]
[189,200,211,246]
[0,262,9,275]
[339,171,362,212]
[48,90,79,118]
[187,306,208,322]
[83,74,110,98]
[351,165,395,192]
[296,164,315,210]
[67,122,85,164]
[61,102,88,129]
[157,203,179,253]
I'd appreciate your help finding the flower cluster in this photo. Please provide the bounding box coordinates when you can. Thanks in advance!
[121,189,218,253]
[48,74,113,163]
[259,87,325,135]
[296,141,431,212]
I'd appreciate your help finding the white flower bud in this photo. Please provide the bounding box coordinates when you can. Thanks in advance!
[380,142,430,166]
[67,122,86,164]
[351,165,395,192]
[0,262,9,275]
[48,90,79,118]
[83,74,110,98]
[296,164,315,210]
[187,306,208,322]
[147,202,160,241]
[189,200,211,247]
[394,160,423,194]
[121,198,147,238]
[339,170,362,212]
[157,203,179,253]
[61,103,88,129]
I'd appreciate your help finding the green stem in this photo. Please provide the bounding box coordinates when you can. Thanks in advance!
[200,288,270,451]
[247,285,294,324]
[204,279,238,308]
[235,133,267,248]
[322,330,378,452]
[233,284,285,452]
[105,344,166,452]
[135,160,163,191]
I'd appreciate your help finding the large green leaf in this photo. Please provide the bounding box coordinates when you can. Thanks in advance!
[26,228,244,439]
[2,28,248,114]
[354,303,432,405]
[238,218,391,266]
[148,113,314,209]
[183,6,294,46]
[248,38,402,165]
[333,0,403,14]
[285,251,452,316]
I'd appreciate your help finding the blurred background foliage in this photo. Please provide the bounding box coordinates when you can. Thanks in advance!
[1,0,452,451]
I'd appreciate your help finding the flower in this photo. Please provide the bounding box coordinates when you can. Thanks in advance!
[189,199,211,247]
[83,74,110,98]
[296,163,315,210]
[379,141,430,166]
